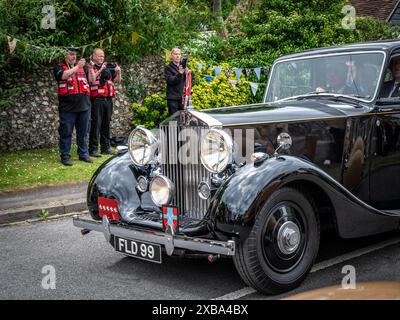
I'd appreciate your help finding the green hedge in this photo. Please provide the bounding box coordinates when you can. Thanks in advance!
[131,93,169,129]
[130,58,255,129]
[189,59,252,110]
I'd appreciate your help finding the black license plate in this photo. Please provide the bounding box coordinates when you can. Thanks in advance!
[114,236,162,264]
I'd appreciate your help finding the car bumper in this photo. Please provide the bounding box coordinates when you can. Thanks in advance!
[73,215,236,256]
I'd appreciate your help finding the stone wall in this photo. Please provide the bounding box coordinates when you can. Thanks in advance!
[0,56,165,151]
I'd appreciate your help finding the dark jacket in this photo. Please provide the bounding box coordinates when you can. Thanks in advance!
[379,79,400,98]
[165,62,185,101]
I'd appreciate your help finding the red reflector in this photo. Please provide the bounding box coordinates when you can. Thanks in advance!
[98,197,120,221]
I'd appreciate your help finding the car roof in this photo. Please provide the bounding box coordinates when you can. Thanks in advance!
[275,40,400,61]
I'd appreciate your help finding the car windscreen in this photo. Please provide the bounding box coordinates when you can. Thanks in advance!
[264,52,385,103]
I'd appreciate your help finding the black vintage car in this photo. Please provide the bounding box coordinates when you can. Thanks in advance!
[74,41,400,294]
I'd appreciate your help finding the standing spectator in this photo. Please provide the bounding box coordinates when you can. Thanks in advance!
[165,48,190,115]
[87,48,122,157]
[54,47,92,166]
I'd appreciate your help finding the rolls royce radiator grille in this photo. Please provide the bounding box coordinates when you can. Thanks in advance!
[160,123,211,220]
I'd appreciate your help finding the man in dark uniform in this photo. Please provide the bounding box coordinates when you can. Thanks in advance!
[54,47,92,166]
[164,48,190,115]
[87,48,122,157]
[380,56,400,98]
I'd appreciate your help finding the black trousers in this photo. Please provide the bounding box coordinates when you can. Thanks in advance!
[89,97,113,153]
[59,109,90,160]
[167,99,183,116]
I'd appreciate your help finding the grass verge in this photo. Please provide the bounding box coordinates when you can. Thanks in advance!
[0,145,114,193]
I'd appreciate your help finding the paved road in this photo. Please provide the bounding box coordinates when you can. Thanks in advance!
[0,214,399,300]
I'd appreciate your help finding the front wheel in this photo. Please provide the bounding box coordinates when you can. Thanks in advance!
[233,187,320,294]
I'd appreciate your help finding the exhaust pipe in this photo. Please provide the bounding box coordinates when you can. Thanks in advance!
[80,229,91,235]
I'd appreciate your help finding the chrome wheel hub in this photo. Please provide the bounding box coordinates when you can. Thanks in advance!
[277,221,301,255]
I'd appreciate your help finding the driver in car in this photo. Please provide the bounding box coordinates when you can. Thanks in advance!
[316,62,355,94]
[380,56,400,98]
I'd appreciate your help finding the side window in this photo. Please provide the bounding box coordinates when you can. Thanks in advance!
[379,54,400,99]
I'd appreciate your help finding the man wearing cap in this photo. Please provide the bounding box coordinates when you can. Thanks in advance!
[54,47,92,166]
[86,48,121,157]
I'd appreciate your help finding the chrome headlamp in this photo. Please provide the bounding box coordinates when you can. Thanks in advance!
[200,129,233,174]
[128,127,158,167]
[150,175,174,207]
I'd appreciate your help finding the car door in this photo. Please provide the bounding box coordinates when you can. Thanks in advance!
[369,107,400,210]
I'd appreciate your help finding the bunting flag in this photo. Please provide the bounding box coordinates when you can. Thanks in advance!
[254,67,261,81]
[7,36,17,54]
[229,79,238,89]
[215,66,222,77]
[131,32,140,44]
[235,68,242,80]
[225,68,231,78]
[196,62,203,71]
[205,75,214,83]
[250,82,259,96]
[2,30,142,57]
[165,49,171,62]
[81,45,87,57]
[244,68,252,77]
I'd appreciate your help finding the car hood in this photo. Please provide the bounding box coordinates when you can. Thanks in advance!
[199,99,371,126]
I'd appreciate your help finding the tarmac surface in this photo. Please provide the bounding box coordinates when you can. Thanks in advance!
[0,215,399,300]
[0,183,399,300]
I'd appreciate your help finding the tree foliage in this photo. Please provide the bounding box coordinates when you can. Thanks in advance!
[0,0,211,70]
[0,0,211,108]
[200,0,400,67]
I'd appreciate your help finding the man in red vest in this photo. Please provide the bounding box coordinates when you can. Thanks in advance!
[86,48,122,157]
[54,47,92,166]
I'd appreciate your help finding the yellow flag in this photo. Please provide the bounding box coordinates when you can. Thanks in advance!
[7,36,17,54]
[131,32,139,44]
[165,49,171,62]
[81,45,87,57]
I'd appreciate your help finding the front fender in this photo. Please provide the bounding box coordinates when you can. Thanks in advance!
[209,155,400,240]
[87,151,158,223]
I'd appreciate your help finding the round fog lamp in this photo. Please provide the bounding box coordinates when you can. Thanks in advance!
[150,175,174,207]
[137,176,148,192]
[198,181,211,200]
